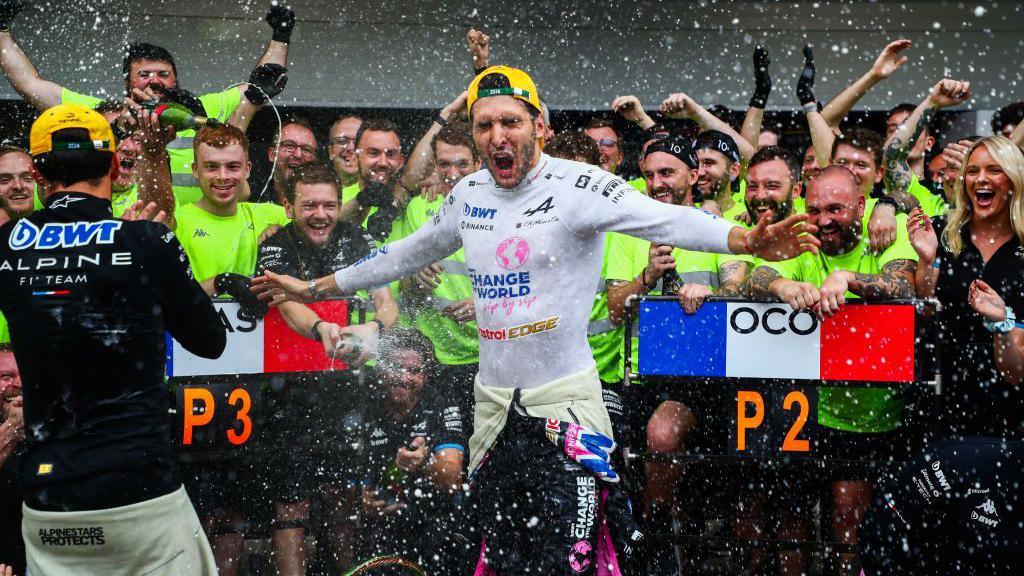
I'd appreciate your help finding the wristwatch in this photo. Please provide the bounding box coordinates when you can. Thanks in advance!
[983,306,1017,334]
[308,279,321,301]
[874,197,899,211]
[310,320,324,341]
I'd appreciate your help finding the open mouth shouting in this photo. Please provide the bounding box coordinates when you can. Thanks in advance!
[973,188,996,210]
[305,218,334,244]
[489,147,517,184]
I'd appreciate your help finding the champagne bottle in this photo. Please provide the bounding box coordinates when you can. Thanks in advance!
[141,102,221,131]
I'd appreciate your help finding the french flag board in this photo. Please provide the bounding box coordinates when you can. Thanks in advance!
[166,300,351,377]
[638,301,916,383]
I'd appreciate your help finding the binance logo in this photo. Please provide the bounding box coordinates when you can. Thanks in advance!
[193,228,209,238]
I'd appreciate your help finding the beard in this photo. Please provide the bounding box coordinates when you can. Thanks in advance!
[487,125,537,188]
[746,193,794,225]
[818,221,861,256]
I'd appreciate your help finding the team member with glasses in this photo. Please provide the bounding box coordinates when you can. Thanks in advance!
[265,116,319,205]
[584,117,624,175]
[328,115,362,189]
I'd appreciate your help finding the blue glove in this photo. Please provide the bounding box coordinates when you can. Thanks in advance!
[544,417,619,483]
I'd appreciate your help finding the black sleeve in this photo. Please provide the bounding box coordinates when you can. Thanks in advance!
[255,230,300,277]
[424,384,465,453]
[146,225,226,359]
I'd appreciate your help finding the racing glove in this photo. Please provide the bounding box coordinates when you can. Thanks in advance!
[0,0,24,31]
[215,272,269,319]
[543,417,619,483]
[749,46,772,108]
[244,63,288,105]
[266,2,295,44]
[796,45,816,106]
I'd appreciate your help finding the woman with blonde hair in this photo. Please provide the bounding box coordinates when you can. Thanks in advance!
[908,134,1024,435]
[860,134,1024,575]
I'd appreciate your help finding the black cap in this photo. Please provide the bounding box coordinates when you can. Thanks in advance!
[644,134,698,169]
[694,129,740,164]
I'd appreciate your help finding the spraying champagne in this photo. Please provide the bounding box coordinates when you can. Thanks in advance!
[139,101,221,131]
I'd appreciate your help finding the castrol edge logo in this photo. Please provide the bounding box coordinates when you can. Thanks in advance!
[478,316,559,341]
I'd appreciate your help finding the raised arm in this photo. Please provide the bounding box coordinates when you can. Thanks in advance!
[0,2,63,110]
[821,39,912,127]
[660,92,756,162]
[611,95,656,131]
[229,4,293,129]
[740,46,772,152]
[795,46,835,168]
[969,279,1024,385]
[466,28,490,75]
[399,92,468,193]
[883,79,971,211]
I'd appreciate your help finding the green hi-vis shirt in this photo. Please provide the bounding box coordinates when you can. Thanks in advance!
[627,177,646,193]
[761,213,917,434]
[606,231,753,376]
[61,87,242,207]
[907,173,947,217]
[174,202,289,283]
[589,233,624,383]
[111,184,139,219]
[395,194,478,365]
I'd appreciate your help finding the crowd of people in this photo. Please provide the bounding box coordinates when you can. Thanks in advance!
[0,2,1021,575]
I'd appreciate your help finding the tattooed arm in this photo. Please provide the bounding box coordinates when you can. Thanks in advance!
[884,79,972,211]
[817,259,916,316]
[748,265,782,300]
[716,260,749,297]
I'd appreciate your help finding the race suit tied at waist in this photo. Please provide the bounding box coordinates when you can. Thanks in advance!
[638,300,916,383]
[166,300,352,376]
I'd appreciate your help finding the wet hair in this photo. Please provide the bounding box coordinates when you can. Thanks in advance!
[991,102,1024,134]
[274,114,317,146]
[545,131,600,166]
[810,164,861,195]
[432,120,478,160]
[122,43,177,81]
[378,327,439,379]
[942,135,1024,256]
[476,72,540,120]
[748,145,801,184]
[584,116,620,140]
[33,129,114,188]
[831,126,884,169]
[194,124,249,160]
[330,114,361,134]
[355,117,401,151]
[285,161,340,205]
[0,144,31,163]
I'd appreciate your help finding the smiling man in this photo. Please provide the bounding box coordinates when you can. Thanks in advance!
[253,65,818,575]
[173,124,289,307]
[0,145,36,226]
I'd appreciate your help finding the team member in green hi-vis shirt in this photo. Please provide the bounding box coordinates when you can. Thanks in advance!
[749,165,918,567]
[606,134,750,574]
[0,2,293,207]
[173,124,288,314]
[340,118,409,240]
[394,118,481,436]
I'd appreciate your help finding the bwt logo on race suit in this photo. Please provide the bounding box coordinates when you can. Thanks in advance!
[9,219,122,250]
[463,203,497,219]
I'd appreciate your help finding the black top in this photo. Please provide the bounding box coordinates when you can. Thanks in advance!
[361,382,465,492]
[256,221,376,280]
[0,192,226,511]
[933,218,1024,439]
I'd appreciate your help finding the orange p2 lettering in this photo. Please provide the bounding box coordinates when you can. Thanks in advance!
[735,391,765,451]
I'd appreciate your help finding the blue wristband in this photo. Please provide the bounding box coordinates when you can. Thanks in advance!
[984,306,1017,333]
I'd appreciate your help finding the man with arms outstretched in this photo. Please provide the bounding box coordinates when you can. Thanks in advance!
[254,66,818,574]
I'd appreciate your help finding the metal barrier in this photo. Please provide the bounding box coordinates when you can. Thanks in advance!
[621,297,940,561]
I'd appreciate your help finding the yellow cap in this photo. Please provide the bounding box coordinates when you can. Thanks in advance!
[30,104,115,157]
[467,65,542,116]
